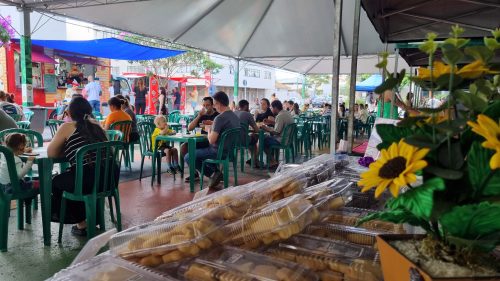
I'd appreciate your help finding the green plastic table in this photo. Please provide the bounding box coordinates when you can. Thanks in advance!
[152,134,208,192]
[21,147,67,246]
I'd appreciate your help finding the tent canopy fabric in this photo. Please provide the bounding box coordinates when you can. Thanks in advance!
[11,43,57,64]
[361,0,500,43]
[1,0,396,74]
[355,74,382,92]
[15,38,185,61]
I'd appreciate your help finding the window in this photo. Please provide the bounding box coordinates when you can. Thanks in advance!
[264,71,272,80]
[244,68,260,78]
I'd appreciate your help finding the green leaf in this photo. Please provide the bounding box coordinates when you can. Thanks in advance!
[440,202,500,241]
[464,46,494,63]
[375,124,413,150]
[387,178,446,220]
[424,165,464,180]
[453,90,488,112]
[419,33,438,55]
[434,74,463,90]
[396,116,427,128]
[447,234,500,252]
[444,38,470,48]
[484,37,500,51]
[374,77,398,94]
[441,43,464,65]
[482,100,500,120]
[468,142,500,197]
[357,209,432,233]
[437,141,464,170]
[404,134,446,150]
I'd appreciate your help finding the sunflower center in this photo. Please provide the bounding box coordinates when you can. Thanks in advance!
[379,156,407,179]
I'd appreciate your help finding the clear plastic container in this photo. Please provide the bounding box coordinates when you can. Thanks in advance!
[179,246,319,281]
[222,194,319,249]
[109,208,227,268]
[264,235,382,281]
[304,223,382,247]
[47,253,177,281]
[247,175,307,205]
[155,181,266,223]
[323,207,406,233]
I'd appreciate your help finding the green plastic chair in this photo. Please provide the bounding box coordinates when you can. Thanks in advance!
[16,121,30,129]
[57,141,124,243]
[106,130,124,141]
[267,123,297,169]
[48,120,65,138]
[137,122,163,181]
[199,128,240,190]
[296,120,312,158]
[8,114,23,122]
[237,123,252,172]
[92,111,103,120]
[141,114,156,124]
[364,115,376,137]
[109,120,133,171]
[23,111,34,122]
[0,145,40,252]
[168,111,181,123]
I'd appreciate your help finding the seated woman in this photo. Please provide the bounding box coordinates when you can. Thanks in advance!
[115,94,139,142]
[47,97,110,236]
[104,97,132,131]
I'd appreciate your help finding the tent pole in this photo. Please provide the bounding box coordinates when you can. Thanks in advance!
[409,66,413,107]
[380,43,388,119]
[233,59,240,100]
[19,7,33,106]
[347,0,361,153]
[330,0,343,154]
[301,75,306,99]
[390,48,399,118]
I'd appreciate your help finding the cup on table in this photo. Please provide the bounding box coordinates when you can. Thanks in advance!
[195,127,202,136]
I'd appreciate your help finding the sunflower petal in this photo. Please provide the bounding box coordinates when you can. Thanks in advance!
[490,151,500,170]
[375,180,391,198]
[408,160,428,172]
[412,148,430,162]
[388,182,401,198]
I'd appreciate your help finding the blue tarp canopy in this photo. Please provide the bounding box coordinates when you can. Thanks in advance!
[18,38,185,60]
[355,74,382,92]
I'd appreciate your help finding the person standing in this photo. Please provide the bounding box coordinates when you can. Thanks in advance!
[134,78,148,115]
[173,87,181,111]
[158,87,168,115]
[189,88,199,112]
[84,75,102,113]
[234,99,260,167]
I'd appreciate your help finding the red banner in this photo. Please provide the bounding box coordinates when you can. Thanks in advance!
[148,75,159,114]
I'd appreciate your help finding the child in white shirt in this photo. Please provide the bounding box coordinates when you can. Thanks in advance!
[0,133,35,194]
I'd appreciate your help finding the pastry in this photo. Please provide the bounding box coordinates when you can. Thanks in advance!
[184,263,215,281]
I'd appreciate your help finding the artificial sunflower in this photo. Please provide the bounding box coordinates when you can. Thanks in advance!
[467,114,500,170]
[417,61,451,80]
[358,140,430,198]
[456,60,499,79]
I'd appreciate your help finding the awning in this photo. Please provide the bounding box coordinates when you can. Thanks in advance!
[11,44,57,64]
[361,0,500,43]
[355,74,382,92]
[56,54,106,66]
[15,38,185,61]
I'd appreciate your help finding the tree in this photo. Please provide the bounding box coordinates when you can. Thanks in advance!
[121,33,223,88]
[306,74,332,95]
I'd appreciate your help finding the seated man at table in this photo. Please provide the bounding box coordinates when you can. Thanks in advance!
[180,96,219,182]
[259,100,294,169]
[234,99,260,168]
[185,91,239,190]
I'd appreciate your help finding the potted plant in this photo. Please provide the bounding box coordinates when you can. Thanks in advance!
[0,16,15,47]
[357,26,500,281]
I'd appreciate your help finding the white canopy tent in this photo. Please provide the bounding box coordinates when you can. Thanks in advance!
[0,0,405,74]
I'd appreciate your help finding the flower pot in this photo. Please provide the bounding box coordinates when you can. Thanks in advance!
[377,234,500,281]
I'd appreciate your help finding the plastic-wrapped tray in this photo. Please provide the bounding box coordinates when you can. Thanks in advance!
[304,223,383,247]
[109,208,227,267]
[264,235,382,281]
[222,194,319,249]
[155,181,265,223]
[179,246,318,281]
[323,207,406,233]
[248,175,306,205]
[47,253,177,281]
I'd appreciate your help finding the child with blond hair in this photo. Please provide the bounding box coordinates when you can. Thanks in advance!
[151,115,181,174]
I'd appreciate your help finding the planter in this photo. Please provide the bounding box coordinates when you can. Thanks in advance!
[377,234,500,281]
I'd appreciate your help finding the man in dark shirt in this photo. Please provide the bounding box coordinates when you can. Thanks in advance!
[173,87,181,110]
[181,96,219,182]
[185,91,239,190]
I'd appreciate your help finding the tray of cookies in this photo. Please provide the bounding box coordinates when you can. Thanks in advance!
[109,208,227,268]
[263,235,382,281]
[322,207,406,233]
[222,194,319,249]
[179,246,318,281]
[47,253,176,281]
[304,223,383,247]
[247,175,306,205]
